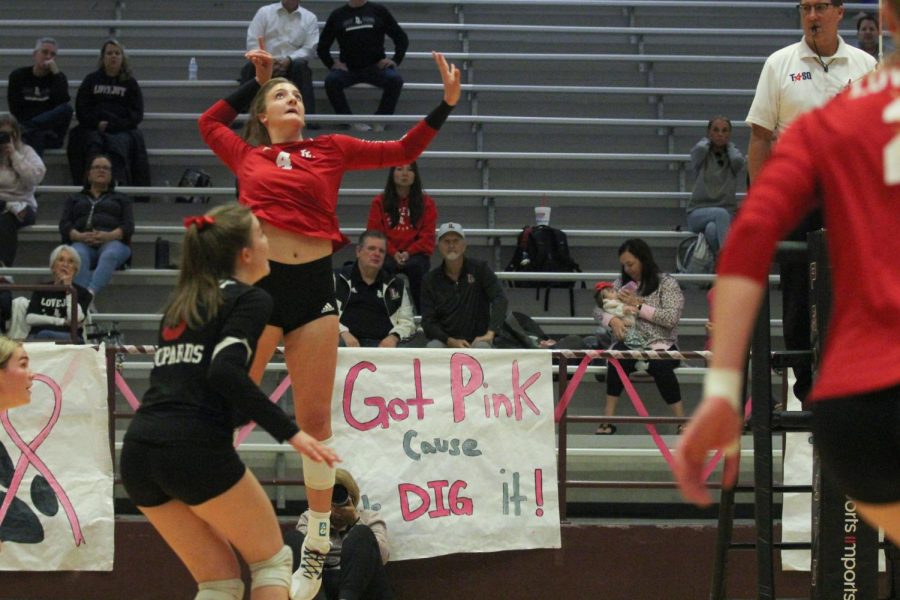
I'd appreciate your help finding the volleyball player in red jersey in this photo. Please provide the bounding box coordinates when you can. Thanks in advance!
[198,40,460,599]
[676,1,900,543]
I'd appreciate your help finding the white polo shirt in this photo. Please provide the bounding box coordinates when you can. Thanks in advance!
[246,2,320,63]
[746,35,876,134]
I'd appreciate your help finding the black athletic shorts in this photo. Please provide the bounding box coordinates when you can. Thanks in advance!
[255,255,338,333]
[811,385,900,504]
[120,435,246,507]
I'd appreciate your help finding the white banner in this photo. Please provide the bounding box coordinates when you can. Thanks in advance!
[331,348,561,561]
[0,343,114,571]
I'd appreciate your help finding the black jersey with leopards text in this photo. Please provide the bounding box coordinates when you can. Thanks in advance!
[128,279,299,444]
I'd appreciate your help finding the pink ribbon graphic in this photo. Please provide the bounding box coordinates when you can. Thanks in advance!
[0,374,85,545]
[555,350,750,482]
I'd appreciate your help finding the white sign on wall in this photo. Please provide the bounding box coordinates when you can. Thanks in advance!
[330,348,561,561]
[0,343,113,571]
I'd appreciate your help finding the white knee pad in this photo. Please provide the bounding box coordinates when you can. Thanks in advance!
[195,578,244,600]
[302,436,336,491]
[249,544,293,590]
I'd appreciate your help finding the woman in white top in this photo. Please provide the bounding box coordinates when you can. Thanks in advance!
[0,114,46,267]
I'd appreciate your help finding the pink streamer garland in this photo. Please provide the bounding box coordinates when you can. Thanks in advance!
[115,370,294,448]
[234,376,293,447]
[554,350,750,483]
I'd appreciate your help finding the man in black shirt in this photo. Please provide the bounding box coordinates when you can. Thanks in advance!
[317,0,408,130]
[335,230,416,347]
[7,37,73,157]
[421,223,509,348]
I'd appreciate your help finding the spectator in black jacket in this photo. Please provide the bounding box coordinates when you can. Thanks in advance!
[421,223,508,348]
[317,0,408,130]
[59,154,134,301]
[335,230,417,348]
[7,37,74,157]
[67,39,151,187]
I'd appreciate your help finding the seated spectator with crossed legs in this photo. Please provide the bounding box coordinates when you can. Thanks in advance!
[7,37,74,157]
[687,116,745,257]
[0,114,45,269]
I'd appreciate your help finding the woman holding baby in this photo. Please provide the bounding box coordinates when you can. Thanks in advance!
[593,238,685,435]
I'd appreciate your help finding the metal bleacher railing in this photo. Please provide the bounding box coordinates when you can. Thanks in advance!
[0,262,784,340]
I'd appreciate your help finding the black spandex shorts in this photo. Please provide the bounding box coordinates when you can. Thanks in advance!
[811,385,900,504]
[120,436,246,507]
[255,255,338,333]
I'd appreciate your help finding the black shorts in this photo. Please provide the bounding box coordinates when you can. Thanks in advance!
[255,256,338,333]
[811,385,900,504]
[120,436,246,507]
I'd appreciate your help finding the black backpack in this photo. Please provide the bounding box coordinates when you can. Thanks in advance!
[495,311,551,349]
[175,167,212,204]
[505,225,584,315]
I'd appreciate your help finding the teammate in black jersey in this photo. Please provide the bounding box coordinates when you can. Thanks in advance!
[120,203,339,600]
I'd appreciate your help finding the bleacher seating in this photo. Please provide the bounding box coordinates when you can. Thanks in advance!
[1,0,871,506]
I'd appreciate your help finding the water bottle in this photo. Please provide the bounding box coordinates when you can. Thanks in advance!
[155,237,171,269]
[188,57,198,81]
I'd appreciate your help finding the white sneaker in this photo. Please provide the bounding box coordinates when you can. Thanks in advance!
[350,123,372,132]
[290,539,328,600]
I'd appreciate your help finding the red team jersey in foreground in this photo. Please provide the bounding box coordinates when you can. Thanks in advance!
[718,66,900,401]
[199,100,439,250]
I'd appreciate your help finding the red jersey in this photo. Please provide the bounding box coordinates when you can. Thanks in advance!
[718,66,900,401]
[366,192,437,255]
[199,100,439,250]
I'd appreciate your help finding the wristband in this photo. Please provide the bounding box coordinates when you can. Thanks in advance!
[424,101,454,130]
[225,78,261,114]
[703,368,743,411]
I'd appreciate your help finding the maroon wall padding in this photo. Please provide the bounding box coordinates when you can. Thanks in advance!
[0,520,872,599]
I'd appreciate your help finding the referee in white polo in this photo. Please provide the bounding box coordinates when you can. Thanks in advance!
[746,0,876,401]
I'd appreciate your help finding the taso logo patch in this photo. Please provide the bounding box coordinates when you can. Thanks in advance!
[319,522,328,536]
[789,72,812,82]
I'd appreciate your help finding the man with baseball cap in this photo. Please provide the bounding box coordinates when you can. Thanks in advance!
[421,222,508,348]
